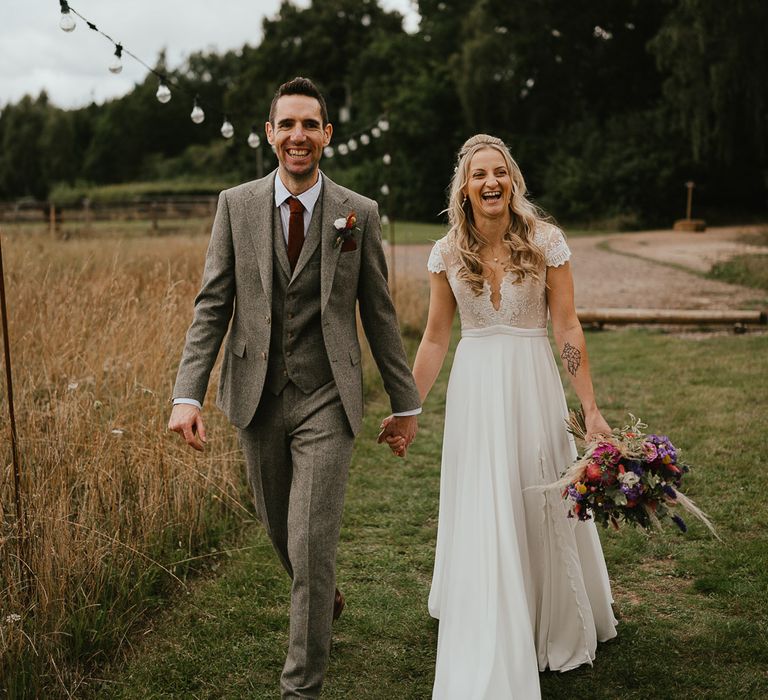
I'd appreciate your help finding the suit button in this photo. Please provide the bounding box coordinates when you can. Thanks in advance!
[265,315,271,324]
[286,350,292,357]
[287,312,294,320]
[283,369,288,376]
[261,351,267,360]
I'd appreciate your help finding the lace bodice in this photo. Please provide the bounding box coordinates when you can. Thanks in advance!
[427,224,571,330]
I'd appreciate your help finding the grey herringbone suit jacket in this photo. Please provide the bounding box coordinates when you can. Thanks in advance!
[172,171,419,433]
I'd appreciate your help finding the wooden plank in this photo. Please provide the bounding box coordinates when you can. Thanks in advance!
[577,308,767,325]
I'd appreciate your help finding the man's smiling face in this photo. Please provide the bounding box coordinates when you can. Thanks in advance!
[266,94,332,186]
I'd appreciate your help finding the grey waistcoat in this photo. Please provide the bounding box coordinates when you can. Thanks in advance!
[264,199,333,395]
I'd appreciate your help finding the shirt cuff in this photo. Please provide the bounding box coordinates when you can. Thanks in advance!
[173,398,202,410]
[392,407,422,417]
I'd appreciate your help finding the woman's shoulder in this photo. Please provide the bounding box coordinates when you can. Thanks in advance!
[533,221,571,268]
[427,234,456,274]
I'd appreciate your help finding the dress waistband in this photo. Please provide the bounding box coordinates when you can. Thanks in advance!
[461,325,548,338]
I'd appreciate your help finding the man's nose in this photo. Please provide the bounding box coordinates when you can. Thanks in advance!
[290,125,306,142]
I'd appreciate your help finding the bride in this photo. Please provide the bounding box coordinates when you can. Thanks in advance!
[385,134,618,698]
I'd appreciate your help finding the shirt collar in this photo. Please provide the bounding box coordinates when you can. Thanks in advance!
[274,170,323,215]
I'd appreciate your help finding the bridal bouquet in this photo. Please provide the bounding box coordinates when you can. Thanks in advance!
[559,413,718,538]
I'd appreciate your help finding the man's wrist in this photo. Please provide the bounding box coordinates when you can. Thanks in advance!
[392,408,421,417]
[173,398,202,410]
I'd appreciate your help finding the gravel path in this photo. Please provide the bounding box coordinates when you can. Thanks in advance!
[390,225,768,310]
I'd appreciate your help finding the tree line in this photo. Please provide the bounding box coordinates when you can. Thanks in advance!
[0,0,765,227]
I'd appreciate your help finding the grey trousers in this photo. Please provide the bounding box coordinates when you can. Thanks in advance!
[238,380,355,699]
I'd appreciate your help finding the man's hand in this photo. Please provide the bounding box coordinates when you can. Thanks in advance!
[168,403,207,451]
[377,414,418,458]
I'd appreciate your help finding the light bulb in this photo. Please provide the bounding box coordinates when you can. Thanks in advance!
[59,5,76,32]
[156,83,171,104]
[380,184,390,196]
[348,138,358,151]
[338,143,349,155]
[221,118,234,139]
[323,146,334,158]
[381,214,390,226]
[108,44,123,74]
[382,153,392,165]
[191,99,205,124]
[360,133,370,145]
[247,130,261,148]
[361,14,371,26]
[377,118,390,132]
[371,127,382,138]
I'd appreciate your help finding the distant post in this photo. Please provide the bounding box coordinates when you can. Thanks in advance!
[673,181,706,232]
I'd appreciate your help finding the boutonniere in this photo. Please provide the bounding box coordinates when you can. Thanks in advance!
[333,211,359,251]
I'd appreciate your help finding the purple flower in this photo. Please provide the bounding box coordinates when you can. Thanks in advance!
[592,442,622,468]
[647,434,678,463]
[662,485,677,499]
[671,514,687,532]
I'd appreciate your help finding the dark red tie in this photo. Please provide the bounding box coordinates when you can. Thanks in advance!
[287,197,305,272]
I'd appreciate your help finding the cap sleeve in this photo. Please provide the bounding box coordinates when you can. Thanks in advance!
[427,240,446,273]
[544,226,571,268]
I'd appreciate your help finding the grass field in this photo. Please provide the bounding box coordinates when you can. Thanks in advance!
[2,221,766,698]
[91,328,768,699]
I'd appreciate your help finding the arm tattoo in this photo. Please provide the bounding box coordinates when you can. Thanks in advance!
[561,342,582,376]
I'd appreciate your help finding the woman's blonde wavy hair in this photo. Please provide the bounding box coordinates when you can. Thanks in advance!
[446,134,549,295]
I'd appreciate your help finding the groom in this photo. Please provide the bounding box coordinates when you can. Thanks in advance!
[168,77,420,698]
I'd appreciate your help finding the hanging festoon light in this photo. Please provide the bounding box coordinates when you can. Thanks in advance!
[382,153,392,165]
[380,184,390,196]
[108,43,124,74]
[371,126,382,138]
[381,214,390,227]
[360,133,370,146]
[220,115,234,139]
[323,146,334,158]
[377,118,390,132]
[156,80,171,104]
[348,138,358,151]
[338,143,349,156]
[59,0,76,32]
[247,126,261,149]
[190,96,205,124]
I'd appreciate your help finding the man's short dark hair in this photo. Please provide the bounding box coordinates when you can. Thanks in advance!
[269,77,329,126]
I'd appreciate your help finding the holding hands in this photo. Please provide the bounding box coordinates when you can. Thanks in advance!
[377,414,418,458]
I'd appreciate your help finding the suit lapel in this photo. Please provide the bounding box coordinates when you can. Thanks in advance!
[245,172,277,309]
[319,176,349,312]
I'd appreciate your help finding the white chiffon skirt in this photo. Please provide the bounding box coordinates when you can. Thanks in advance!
[429,326,617,700]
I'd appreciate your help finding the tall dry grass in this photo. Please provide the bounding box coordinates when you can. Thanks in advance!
[0,223,431,697]
[0,226,248,697]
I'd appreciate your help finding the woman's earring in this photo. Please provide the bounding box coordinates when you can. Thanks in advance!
[462,194,468,206]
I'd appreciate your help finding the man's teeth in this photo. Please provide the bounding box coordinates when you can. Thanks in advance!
[288,149,310,156]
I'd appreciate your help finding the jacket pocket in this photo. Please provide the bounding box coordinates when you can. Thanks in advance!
[230,336,247,358]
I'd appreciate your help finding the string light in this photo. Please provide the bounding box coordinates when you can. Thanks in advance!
[371,127,382,138]
[220,116,234,139]
[59,0,76,32]
[360,134,370,145]
[338,143,349,155]
[348,138,358,151]
[108,44,123,74]
[247,127,261,149]
[380,184,390,196]
[191,97,205,124]
[323,146,334,158]
[382,153,391,165]
[156,81,171,104]
[377,119,390,132]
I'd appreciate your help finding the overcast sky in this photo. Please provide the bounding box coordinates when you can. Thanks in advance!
[3,0,420,109]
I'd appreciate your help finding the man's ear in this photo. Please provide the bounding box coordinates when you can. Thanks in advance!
[323,122,333,146]
[265,121,274,145]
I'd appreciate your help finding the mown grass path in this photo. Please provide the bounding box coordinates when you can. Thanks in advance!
[94,329,768,699]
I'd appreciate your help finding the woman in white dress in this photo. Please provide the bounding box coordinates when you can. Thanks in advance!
[384,134,618,699]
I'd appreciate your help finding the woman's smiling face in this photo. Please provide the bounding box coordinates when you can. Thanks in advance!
[464,147,512,221]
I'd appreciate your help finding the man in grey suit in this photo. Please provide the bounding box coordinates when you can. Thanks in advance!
[168,77,420,698]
